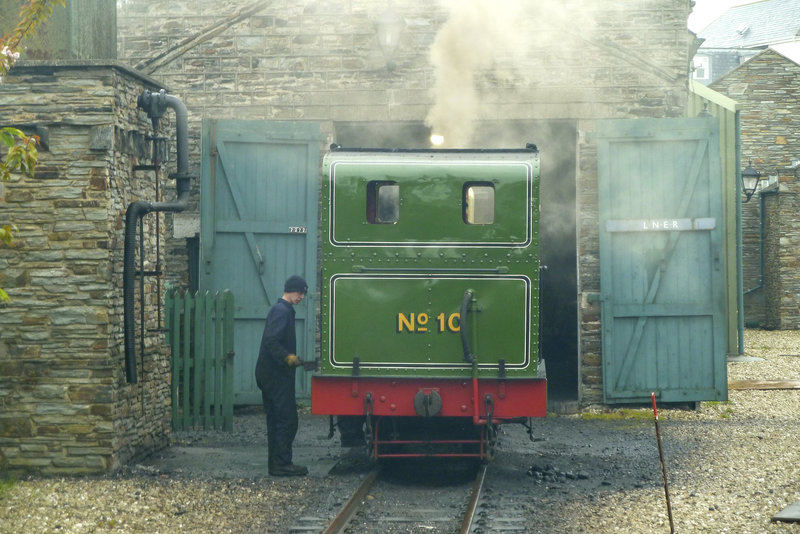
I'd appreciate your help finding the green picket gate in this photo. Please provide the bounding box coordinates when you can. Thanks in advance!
[165,289,235,431]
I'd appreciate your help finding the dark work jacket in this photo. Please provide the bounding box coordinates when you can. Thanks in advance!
[254,298,297,390]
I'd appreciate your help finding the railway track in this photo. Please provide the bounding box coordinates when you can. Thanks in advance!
[288,459,525,534]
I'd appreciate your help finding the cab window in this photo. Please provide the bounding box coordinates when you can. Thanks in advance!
[367,181,399,224]
[463,183,495,225]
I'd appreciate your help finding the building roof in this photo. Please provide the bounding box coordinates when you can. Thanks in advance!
[709,42,800,86]
[698,0,800,49]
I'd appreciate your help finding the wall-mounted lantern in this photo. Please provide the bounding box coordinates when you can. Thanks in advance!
[741,160,761,202]
[375,2,404,71]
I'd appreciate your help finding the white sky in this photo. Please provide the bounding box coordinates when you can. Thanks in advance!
[688,0,761,32]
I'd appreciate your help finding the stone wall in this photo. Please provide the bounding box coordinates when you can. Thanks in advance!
[116,0,694,406]
[711,48,800,329]
[0,62,172,474]
[761,170,800,329]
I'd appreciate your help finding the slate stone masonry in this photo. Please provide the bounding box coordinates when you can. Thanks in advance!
[762,169,800,329]
[711,48,800,329]
[0,61,173,474]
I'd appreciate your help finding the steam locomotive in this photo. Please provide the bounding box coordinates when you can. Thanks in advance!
[311,145,546,460]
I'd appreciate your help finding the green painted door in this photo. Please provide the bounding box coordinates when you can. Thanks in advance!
[200,119,321,404]
[597,118,727,404]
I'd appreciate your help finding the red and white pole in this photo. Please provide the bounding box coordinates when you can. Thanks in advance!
[651,392,675,533]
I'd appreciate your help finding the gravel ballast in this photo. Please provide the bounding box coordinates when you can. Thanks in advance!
[3,329,800,533]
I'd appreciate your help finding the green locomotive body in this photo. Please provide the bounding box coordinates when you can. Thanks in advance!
[312,146,546,458]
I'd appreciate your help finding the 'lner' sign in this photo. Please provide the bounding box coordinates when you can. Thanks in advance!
[605,217,716,232]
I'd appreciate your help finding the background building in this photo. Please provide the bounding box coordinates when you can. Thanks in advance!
[692,0,800,85]
[710,42,800,328]
[1,0,732,474]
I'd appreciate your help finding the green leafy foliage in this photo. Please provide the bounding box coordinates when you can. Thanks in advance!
[1,1,67,76]
[0,127,38,181]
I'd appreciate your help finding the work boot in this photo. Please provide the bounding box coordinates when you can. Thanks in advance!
[269,463,308,477]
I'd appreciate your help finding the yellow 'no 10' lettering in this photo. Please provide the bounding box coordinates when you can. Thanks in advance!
[397,312,460,333]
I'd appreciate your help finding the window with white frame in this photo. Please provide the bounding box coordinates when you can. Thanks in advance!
[693,56,710,81]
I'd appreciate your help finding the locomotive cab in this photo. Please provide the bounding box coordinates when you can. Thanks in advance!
[312,146,546,460]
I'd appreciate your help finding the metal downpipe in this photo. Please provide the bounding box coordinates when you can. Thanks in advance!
[124,90,192,383]
[735,110,745,354]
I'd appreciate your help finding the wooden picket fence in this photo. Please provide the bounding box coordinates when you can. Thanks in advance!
[165,289,235,431]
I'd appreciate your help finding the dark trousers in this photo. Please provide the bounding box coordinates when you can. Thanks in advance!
[259,378,298,468]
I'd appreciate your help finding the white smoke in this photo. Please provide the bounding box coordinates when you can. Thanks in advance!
[424,0,529,148]
[425,0,597,149]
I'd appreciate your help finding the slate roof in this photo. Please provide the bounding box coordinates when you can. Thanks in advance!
[698,0,800,49]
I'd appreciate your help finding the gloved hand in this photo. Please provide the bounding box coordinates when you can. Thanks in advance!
[285,353,301,367]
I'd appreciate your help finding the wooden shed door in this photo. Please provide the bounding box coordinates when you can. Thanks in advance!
[200,119,321,404]
[597,118,727,404]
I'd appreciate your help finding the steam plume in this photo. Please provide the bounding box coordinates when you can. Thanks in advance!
[425,0,527,148]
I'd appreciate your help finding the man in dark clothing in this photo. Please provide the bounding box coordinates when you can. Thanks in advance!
[254,275,309,477]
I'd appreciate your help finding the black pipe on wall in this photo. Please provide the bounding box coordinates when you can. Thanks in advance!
[124,90,193,384]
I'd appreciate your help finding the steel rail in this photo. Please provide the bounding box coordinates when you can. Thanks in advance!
[324,462,486,533]
[323,467,380,534]
[460,463,488,534]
